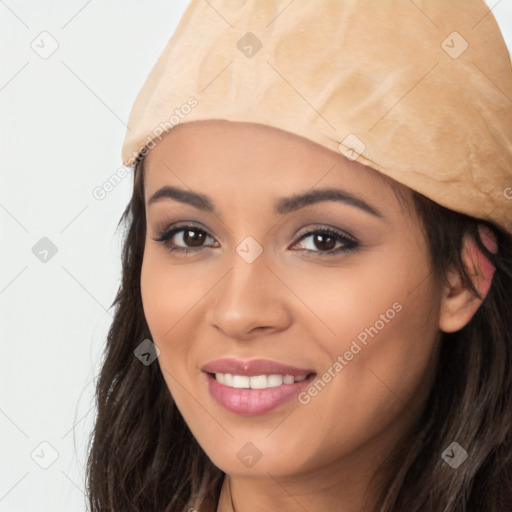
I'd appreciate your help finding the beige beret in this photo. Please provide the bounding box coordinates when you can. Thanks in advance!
[121,0,512,234]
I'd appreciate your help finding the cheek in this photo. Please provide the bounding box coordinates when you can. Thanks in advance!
[140,249,189,382]
[282,248,441,454]
[140,247,220,390]
[140,247,213,343]
[281,240,437,350]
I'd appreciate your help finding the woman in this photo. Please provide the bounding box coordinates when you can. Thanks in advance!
[86,1,512,510]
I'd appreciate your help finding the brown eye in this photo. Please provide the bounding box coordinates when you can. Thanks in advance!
[291,227,358,256]
[311,233,337,251]
[153,225,218,253]
[181,229,206,247]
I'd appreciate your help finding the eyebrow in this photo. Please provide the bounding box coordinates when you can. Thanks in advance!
[147,186,384,218]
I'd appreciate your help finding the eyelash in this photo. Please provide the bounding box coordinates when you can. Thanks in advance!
[152,223,359,257]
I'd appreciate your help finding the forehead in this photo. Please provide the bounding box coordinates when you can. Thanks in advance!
[142,120,411,215]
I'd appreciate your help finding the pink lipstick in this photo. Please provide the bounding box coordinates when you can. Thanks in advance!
[202,358,316,415]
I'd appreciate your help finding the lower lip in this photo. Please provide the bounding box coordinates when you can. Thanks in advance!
[205,372,316,415]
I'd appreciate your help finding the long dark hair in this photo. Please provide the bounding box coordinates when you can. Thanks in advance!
[85,155,512,511]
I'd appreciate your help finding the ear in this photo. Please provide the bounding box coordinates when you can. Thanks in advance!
[439,225,498,333]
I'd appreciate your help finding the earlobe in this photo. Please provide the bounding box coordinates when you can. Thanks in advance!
[439,225,497,333]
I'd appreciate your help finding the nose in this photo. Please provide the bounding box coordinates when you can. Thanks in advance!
[210,253,292,340]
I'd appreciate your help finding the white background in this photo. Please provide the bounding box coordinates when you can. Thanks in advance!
[0,1,511,510]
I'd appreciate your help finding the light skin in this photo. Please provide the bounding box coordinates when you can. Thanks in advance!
[140,120,492,512]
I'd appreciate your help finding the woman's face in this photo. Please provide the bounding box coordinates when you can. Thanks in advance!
[141,120,443,483]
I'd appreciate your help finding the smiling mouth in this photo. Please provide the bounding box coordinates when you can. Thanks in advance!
[204,371,317,415]
[208,372,314,389]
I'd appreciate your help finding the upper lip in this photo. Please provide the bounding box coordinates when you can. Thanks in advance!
[202,358,315,377]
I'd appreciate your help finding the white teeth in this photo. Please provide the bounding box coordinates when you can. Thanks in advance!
[267,375,283,387]
[249,375,267,389]
[283,375,295,385]
[232,375,250,389]
[214,373,308,389]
